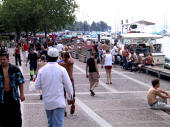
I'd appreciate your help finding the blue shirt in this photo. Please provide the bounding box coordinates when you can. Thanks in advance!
[0,64,25,104]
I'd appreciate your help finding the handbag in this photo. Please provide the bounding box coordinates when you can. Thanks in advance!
[29,80,37,92]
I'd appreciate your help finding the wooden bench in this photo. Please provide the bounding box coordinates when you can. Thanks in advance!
[142,66,170,78]
[72,52,79,59]
[78,54,86,63]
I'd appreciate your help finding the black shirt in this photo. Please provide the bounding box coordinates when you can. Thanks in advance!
[94,44,98,53]
[29,43,35,51]
[0,46,7,52]
[87,58,96,73]
[40,50,48,57]
[28,53,37,65]
[35,42,41,51]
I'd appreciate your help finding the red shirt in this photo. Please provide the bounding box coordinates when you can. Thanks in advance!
[16,48,20,54]
[23,43,28,51]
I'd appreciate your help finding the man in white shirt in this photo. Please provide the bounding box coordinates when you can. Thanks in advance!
[35,48,73,127]
[111,41,121,64]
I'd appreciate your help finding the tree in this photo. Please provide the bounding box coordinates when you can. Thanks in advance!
[0,0,28,41]
[38,0,78,37]
[91,21,97,31]
[0,0,78,40]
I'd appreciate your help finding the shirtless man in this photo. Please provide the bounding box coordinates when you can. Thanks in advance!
[0,51,25,127]
[99,41,110,61]
[144,52,154,66]
[100,41,110,53]
[59,52,75,115]
[147,79,170,111]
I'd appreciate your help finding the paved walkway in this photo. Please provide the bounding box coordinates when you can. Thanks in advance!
[8,48,170,127]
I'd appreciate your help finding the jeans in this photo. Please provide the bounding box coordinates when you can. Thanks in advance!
[151,101,170,110]
[46,108,65,127]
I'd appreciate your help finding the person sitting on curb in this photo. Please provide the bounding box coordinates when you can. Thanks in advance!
[147,78,170,111]
[143,52,155,66]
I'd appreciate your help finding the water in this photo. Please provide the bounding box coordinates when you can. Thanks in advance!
[157,36,170,59]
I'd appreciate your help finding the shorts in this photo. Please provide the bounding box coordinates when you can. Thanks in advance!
[89,72,99,88]
[105,66,112,69]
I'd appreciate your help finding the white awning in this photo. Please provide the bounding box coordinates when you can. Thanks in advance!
[121,33,163,39]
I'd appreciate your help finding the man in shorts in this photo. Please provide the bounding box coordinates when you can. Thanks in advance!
[59,52,75,115]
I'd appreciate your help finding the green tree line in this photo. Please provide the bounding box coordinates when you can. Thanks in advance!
[0,0,78,41]
[65,21,111,32]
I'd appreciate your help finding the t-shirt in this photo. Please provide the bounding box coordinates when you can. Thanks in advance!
[40,50,48,57]
[35,43,41,51]
[23,43,28,51]
[0,46,7,51]
[104,54,112,66]
[29,43,35,50]
[87,58,96,73]
[28,53,37,65]
[111,46,118,55]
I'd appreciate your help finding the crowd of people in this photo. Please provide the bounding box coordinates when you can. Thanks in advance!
[88,39,156,74]
[0,37,170,127]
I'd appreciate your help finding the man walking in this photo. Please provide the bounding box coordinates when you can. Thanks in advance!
[86,52,100,96]
[59,52,75,115]
[26,48,37,80]
[0,51,25,127]
[35,48,73,127]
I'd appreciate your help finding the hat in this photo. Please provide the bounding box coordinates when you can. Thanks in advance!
[48,47,59,57]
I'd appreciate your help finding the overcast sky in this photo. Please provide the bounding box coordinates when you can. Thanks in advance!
[75,0,170,31]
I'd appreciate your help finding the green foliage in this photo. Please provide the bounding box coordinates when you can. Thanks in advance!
[65,21,111,32]
[0,35,10,41]
[0,0,78,36]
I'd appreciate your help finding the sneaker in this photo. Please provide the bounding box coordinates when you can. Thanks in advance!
[70,105,75,114]
[90,90,95,96]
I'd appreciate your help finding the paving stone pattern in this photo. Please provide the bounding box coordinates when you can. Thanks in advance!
[7,48,170,127]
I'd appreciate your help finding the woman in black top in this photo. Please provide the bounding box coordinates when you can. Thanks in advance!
[86,53,100,96]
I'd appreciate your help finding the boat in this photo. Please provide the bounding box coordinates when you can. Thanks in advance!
[164,57,170,69]
[119,33,165,65]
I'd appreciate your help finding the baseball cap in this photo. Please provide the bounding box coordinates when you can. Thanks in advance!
[48,47,59,57]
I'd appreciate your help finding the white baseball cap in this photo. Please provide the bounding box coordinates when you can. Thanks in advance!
[48,47,59,57]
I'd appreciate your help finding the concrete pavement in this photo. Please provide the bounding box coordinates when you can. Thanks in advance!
[7,48,170,127]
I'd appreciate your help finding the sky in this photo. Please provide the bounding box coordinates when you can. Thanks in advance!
[75,0,170,32]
